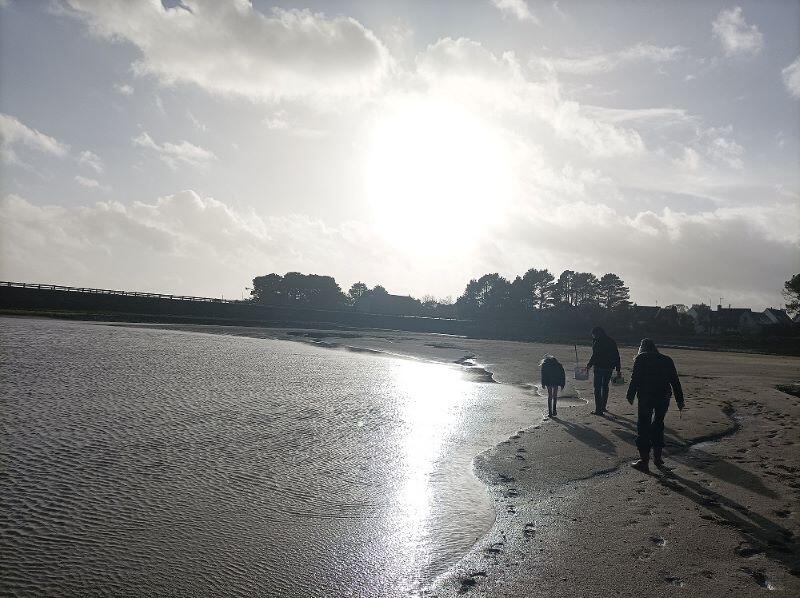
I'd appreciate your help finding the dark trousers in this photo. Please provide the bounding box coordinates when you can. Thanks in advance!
[593,368,612,412]
[636,397,669,452]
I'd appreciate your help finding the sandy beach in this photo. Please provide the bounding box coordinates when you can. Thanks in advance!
[142,323,800,597]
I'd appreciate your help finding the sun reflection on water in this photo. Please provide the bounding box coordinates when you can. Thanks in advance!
[390,360,469,555]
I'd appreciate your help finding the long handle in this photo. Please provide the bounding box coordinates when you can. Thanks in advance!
[574,344,579,366]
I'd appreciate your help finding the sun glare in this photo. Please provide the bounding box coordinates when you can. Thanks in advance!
[365,98,513,253]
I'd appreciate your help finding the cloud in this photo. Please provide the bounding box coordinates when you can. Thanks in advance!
[187,111,207,132]
[537,44,684,75]
[132,131,215,169]
[78,149,104,173]
[415,37,645,158]
[0,190,405,298]
[705,135,744,170]
[490,0,539,24]
[63,0,392,102]
[0,112,70,165]
[712,7,763,57]
[113,82,134,95]
[503,196,798,309]
[74,175,109,190]
[782,56,800,99]
[264,110,290,131]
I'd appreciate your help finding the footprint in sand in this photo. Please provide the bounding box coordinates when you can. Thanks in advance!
[483,541,505,558]
[459,571,487,593]
[523,523,536,538]
[665,576,685,587]
[741,567,775,590]
[650,535,667,547]
[735,542,763,558]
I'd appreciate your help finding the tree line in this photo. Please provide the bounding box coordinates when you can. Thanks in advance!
[455,269,630,318]
[249,268,631,320]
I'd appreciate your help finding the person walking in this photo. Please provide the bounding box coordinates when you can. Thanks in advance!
[540,354,566,417]
[626,338,684,473]
[586,326,620,415]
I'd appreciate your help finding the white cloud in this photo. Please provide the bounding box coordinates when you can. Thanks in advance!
[712,7,763,57]
[78,149,104,173]
[264,110,290,131]
[74,175,109,191]
[490,0,539,24]
[187,112,207,132]
[132,131,215,169]
[415,37,645,158]
[706,136,744,170]
[0,112,69,164]
[64,0,392,102]
[504,197,798,308]
[537,44,685,75]
[113,82,134,95]
[0,190,397,298]
[782,56,800,99]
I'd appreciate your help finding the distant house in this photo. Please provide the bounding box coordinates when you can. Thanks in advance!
[687,304,713,333]
[355,293,422,316]
[763,308,793,326]
[688,304,794,336]
[739,311,771,336]
[711,306,753,335]
[628,305,661,326]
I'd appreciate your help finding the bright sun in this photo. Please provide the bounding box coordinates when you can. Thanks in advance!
[364,98,513,253]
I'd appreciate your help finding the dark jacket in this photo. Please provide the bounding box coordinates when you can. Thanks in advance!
[541,358,566,389]
[587,334,621,371]
[626,351,684,406]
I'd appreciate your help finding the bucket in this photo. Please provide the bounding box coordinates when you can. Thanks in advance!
[574,366,589,381]
[573,344,589,380]
[612,373,626,385]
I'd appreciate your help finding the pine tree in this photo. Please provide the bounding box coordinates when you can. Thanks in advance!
[598,273,631,309]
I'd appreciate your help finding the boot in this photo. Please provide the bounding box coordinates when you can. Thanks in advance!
[631,448,650,473]
[653,447,664,467]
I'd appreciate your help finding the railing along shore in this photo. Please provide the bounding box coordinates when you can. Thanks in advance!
[0,281,235,304]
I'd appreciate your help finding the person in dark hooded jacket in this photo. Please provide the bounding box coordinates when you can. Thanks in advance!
[540,355,566,417]
[626,338,684,473]
[586,326,620,415]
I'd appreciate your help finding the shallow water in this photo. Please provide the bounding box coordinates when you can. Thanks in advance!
[0,317,538,596]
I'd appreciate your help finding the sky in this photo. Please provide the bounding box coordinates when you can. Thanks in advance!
[0,0,798,309]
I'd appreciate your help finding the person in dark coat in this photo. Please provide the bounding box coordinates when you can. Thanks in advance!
[626,338,684,473]
[586,326,620,415]
[540,355,566,417]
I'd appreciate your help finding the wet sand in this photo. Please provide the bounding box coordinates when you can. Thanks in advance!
[107,323,800,596]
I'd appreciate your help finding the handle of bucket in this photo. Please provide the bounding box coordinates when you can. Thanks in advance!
[574,344,579,366]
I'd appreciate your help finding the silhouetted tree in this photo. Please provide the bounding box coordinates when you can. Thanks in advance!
[573,272,600,306]
[348,282,369,305]
[250,273,285,304]
[598,273,631,309]
[522,268,555,310]
[372,285,388,296]
[456,273,511,317]
[251,272,346,308]
[784,273,800,315]
[553,270,576,306]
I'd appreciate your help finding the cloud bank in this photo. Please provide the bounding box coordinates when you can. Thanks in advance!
[64,0,392,101]
[2,189,796,309]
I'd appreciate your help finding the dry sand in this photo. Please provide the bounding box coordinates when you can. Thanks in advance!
[112,323,800,596]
